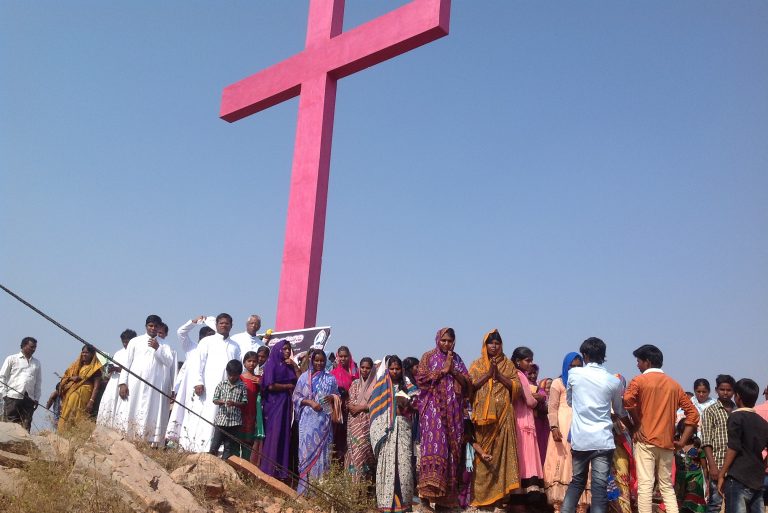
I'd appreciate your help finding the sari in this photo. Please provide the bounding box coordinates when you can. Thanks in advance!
[543,352,591,508]
[415,327,470,506]
[259,340,297,479]
[369,359,415,512]
[330,354,358,462]
[468,329,522,507]
[58,352,103,430]
[610,374,636,513]
[345,373,376,480]
[293,366,339,495]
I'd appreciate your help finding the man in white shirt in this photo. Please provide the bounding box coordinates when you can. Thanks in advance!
[0,337,42,431]
[96,329,136,429]
[563,337,630,513]
[178,313,240,452]
[230,315,262,357]
[117,315,176,444]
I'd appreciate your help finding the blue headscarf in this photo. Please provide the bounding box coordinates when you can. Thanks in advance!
[561,352,582,387]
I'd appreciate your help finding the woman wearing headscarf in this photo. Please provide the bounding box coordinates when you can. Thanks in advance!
[468,329,522,508]
[345,356,376,480]
[415,327,471,508]
[58,344,104,430]
[543,352,588,513]
[369,355,416,512]
[293,349,340,495]
[260,340,300,480]
[330,345,358,463]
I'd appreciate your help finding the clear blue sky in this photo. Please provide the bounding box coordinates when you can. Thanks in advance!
[2,1,766,430]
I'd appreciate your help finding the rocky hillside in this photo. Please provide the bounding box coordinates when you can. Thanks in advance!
[0,421,365,513]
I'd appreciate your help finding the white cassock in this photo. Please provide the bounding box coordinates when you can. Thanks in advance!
[178,333,240,452]
[167,320,203,441]
[230,331,262,359]
[116,334,177,443]
[95,346,129,429]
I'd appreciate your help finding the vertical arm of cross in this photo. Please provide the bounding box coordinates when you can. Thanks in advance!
[275,0,345,330]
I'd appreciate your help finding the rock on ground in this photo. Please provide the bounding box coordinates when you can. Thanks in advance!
[0,422,33,455]
[71,425,205,513]
[170,453,243,499]
[0,465,25,497]
[30,431,71,462]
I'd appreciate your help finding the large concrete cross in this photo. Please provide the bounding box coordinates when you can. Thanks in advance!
[220,0,451,330]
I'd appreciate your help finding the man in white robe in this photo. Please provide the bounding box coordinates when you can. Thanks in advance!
[96,329,136,429]
[116,315,176,444]
[178,313,241,452]
[166,316,214,443]
[230,314,263,357]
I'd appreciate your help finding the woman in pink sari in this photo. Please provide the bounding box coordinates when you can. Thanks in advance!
[330,345,358,463]
[415,327,471,508]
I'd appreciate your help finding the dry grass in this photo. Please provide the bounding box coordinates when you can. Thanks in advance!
[308,461,376,513]
[3,419,134,513]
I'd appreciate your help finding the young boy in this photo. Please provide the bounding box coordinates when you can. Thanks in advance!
[209,359,248,459]
[701,374,736,513]
[717,378,768,513]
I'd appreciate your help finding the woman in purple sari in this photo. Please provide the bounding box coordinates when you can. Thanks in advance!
[260,340,300,480]
[415,327,471,508]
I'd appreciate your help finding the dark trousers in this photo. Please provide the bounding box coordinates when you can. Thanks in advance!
[3,396,35,432]
[209,425,240,459]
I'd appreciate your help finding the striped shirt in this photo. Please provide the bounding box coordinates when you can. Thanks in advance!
[700,400,732,469]
[213,379,248,427]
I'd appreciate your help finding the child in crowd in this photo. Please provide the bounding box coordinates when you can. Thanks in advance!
[674,419,707,513]
[209,359,248,459]
[717,378,768,513]
[240,348,269,463]
[458,417,491,509]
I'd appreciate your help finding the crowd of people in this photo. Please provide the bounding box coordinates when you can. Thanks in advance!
[2,317,768,513]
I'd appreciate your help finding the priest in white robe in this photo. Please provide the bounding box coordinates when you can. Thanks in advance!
[166,316,214,442]
[178,313,241,452]
[96,329,136,429]
[116,315,176,444]
[230,314,263,357]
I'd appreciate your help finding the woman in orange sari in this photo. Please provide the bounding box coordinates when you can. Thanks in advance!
[58,344,103,430]
[469,329,522,509]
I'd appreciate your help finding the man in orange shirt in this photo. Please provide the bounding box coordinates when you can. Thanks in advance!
[623,344,699,513]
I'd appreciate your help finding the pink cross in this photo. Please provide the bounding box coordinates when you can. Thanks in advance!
[221,0,451,330]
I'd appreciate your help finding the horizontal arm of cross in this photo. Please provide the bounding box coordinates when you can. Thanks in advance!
[220,0,449,122]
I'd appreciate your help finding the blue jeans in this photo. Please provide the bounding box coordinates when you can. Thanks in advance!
[707,478,723,513]
[561,449,614,513]
[724,476,763,513]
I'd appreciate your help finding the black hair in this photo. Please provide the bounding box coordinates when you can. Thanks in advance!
[734,378,760,408]
[693,378,710,392]
[311,349,327,363]
[529,363,540,372]
[486,331,502,344]
[442,327,456,339]
[685,391,694,397]
[715,374,736,388]
[632,344,663,368]
[158,322,169,334]
[20,336,37,349]
[199,326,215,340]
[359,357,374,367]
[337,345,351,356]
[226,359,243,376]
[82,344,96,354]
[256,346,270,358]
[387,355,405,388]
[216,313,232,324]
[512,346,534,362]
[580,337,607,364]
[120,329,137,342]
[243,351,258,363]
[145,314,162,325]
[403,356,419,386]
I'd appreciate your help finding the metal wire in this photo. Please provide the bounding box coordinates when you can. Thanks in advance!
[0,282,351,510]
